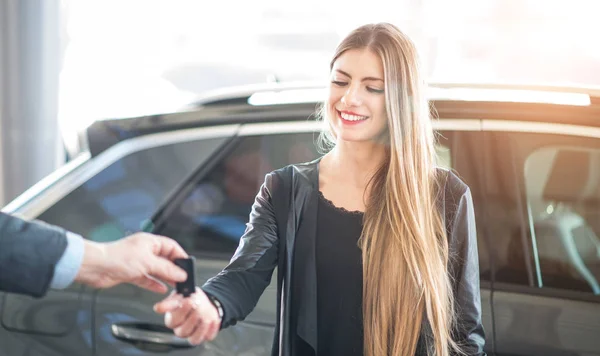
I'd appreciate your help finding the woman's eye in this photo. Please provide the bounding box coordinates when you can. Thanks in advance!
[367,87,384,94]
[331,81,348,87]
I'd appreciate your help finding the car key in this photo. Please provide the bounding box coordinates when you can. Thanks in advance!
[174,257,196,297]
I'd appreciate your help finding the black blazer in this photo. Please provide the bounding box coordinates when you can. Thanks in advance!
[202,158,486,356]
[0,212,68,297]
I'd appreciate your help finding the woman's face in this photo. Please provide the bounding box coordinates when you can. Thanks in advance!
[327,48,388,144]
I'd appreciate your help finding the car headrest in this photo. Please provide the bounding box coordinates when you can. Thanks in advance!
[543,150,590,202]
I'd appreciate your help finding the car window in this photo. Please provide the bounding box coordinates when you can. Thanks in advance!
[158,132,320,256]
[491,131,600,296]
[525,147,600,294]
[37,137,227,241]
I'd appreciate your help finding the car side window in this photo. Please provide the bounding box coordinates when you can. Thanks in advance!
[491,131,600,296]
[37,137,227,241]
[525,146,600,295]
[158,133,320,257]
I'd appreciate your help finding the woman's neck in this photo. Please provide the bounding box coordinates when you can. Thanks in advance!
[325,140,387,189]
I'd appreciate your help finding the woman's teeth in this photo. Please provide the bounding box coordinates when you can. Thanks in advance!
[340,112,368,121]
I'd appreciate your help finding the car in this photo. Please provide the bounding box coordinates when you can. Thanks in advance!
[1,82,600,356]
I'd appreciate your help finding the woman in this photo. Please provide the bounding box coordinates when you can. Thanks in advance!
[154,23,485,356]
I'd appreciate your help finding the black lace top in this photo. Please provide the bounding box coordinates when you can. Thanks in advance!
[315,191,364,356]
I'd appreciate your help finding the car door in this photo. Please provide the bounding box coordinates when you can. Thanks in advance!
[0,284,93,356]
[483,124,600,356]
[125,122,323,355]
[1,125,237,355]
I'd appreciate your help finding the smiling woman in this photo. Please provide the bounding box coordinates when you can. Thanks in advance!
[154,23,486,356]
[312,23,485,356]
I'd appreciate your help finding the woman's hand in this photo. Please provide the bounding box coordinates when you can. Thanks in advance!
[154,287,221,345]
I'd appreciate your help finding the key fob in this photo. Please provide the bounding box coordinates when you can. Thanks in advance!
[174,257,196,297]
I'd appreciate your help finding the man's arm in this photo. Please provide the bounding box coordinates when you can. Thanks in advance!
[0,212,189,298]
[0,212,69,297]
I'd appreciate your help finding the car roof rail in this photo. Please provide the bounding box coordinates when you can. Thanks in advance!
[431,81,600,98]
[187,81,326,108]
[186,81,600,108]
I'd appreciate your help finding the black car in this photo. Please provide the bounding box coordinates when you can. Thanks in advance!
[2,82,600,355]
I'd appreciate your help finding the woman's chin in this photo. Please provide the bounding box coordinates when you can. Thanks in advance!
[336,135,380,145]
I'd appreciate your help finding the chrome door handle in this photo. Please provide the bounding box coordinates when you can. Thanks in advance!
[111,322,194,348]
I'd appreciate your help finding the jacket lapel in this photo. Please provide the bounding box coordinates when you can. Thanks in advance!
[291,160,320,353]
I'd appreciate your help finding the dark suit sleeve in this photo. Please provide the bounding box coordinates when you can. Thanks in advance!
[201,172,280,328]
[446,179,486,355]
[0,212,68,297]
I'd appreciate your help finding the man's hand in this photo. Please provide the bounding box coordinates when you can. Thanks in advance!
[75,233,188,293]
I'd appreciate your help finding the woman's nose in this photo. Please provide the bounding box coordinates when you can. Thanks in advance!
[341,86,362,106]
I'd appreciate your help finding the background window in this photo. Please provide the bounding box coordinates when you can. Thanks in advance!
[37,137,226,241]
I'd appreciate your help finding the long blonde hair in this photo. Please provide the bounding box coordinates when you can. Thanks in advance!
[319,23,461,356]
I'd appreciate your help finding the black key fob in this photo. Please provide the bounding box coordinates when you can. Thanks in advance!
[174,257,196,297]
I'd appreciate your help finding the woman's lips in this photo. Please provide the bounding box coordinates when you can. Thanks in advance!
[338,110,369,125]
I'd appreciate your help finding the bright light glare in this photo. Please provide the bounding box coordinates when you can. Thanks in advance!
[249,87,591,106]
[248,89,327,106]
[428,88,591,106]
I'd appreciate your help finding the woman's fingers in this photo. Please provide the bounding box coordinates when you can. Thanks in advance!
[165,304,194,330]
[205,318,220,341]
[173,308,201,339]
[156,288,222,345]
[153,291,182,314]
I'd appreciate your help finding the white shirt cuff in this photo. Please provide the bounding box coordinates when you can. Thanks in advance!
[49,232,85,289]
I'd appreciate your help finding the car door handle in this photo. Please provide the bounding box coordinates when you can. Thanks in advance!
[111,322,194,348]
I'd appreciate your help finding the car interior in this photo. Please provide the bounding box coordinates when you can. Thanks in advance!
[526,148,600,294]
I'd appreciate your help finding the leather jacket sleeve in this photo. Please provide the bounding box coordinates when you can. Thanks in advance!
[446,176,486,355]
[202,172,280,328]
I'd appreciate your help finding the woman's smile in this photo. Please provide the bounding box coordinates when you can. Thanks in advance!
[337,109,370,125]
